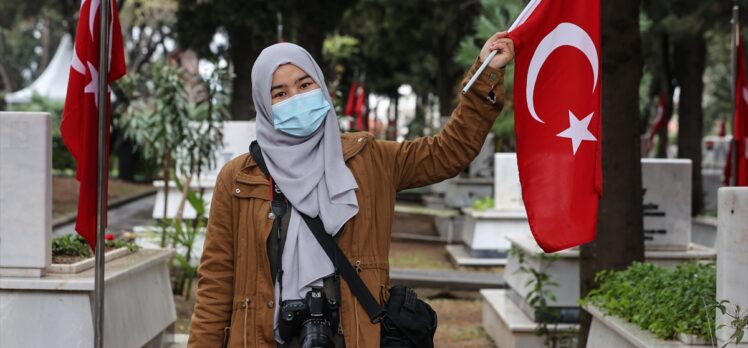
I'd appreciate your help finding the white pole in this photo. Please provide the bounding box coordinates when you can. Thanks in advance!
[462,0,542,94]
[94,0,111,347]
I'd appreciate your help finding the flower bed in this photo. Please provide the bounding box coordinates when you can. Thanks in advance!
[581,262,715,343]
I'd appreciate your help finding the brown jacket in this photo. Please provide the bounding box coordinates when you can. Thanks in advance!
[188,60,505,348]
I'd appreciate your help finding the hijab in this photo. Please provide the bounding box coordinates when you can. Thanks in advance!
[251,42,359,342]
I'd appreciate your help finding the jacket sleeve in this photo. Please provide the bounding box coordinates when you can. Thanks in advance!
[188,169,235,347]
[374,59,506,191]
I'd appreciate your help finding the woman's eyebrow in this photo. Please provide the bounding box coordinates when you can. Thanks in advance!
[271,84,286,91]
[296,75,312,83]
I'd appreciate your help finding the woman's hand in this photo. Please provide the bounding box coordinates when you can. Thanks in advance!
[480,32,514,69]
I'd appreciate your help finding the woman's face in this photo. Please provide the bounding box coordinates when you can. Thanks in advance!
[271,63,320,105]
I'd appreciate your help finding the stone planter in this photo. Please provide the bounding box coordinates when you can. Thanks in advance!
[504,234,716,322]
[481,289,578,348]
[446,208,530,266]
[0,249,176,348]
[583,303,711,347]
[46,247,132,273]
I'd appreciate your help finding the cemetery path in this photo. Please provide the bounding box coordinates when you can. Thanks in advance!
[52,194,156,237]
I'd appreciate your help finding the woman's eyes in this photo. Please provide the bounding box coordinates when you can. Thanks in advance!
[273,91,287,98]
[300,82,311,89]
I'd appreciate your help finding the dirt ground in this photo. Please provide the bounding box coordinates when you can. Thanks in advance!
[52,176,153,219]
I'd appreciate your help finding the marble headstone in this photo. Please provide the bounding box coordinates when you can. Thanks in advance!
[0,112,51,276]
[641,159,692,250]
[152,121,256,219]
[716,188,748,347]
[494,153,524,212]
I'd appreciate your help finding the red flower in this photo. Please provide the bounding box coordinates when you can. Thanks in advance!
[105,234,115,241]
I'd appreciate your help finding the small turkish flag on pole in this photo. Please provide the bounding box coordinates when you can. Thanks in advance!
[509,0,602,252]
[61,0,126,249]
[647,94,669,154]
[725,35,748,186]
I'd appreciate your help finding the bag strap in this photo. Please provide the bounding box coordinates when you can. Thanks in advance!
[249,141,387,324]
[299,214,387,324]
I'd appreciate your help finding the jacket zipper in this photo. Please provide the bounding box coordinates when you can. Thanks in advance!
[241,298,250,348]
[222,326,231,348]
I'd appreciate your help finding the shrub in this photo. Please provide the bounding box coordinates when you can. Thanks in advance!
[51,234,92,257]
[581,262,715,340]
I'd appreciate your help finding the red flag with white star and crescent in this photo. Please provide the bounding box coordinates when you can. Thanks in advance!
[508,0,602,252]
[725,35,748,186]
[61,0,126,249]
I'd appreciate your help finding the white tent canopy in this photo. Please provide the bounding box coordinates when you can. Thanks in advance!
[5,35,72,104]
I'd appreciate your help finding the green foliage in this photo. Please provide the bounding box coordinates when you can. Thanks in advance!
[105,238,141,253]
[508,246,574,348]
[51,234,92,257]
[6,94,75,172]
[168,178,208,299]
[323,35,360,63]
[341,0,480,98]
[472,196,495,211]
[709,299,748,347]
[581,262,716,340]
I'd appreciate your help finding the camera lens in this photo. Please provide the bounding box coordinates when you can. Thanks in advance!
[299,318,334,348]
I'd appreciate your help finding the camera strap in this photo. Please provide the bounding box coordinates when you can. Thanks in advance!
[249,141,387,324]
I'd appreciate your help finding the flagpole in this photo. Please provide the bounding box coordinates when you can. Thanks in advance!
[95,0,112,346]
[731,4,739,186]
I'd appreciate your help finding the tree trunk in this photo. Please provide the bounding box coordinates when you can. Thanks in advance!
[437,38,457,118]
[578,1,645,346]
[656,34,675,159]
[112,127,137,181]
[674,34,705,216]
[228,29,260,120]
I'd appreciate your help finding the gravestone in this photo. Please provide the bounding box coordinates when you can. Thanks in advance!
[152,120,256,219]
[716,187,748,347]
[641,159,692,250]
[446,153,531,266]
[494,153,525,211]
[0,112,51,277]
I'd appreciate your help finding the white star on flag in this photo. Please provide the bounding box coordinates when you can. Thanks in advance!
[557,111,597,155]
[83,62,112,110]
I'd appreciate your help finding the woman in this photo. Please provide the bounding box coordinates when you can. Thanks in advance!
[188,32,513,348]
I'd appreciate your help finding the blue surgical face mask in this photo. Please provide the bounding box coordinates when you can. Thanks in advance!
[271,89,331,137]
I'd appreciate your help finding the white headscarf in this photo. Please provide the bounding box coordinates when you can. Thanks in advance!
[251,43,359,342]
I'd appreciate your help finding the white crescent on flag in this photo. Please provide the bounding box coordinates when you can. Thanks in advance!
[526,23,599,124]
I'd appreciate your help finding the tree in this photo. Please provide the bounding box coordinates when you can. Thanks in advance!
[290,0,359,73]
[176,0,286,120]
[340,0,480,139]
[0,0,72,94]
[578,1,645,346]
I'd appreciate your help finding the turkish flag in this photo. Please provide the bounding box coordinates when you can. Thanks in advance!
[724,36,748,186]
[509,0,602,252]
[345,81,357,116]
[354,83,366,131]
[61,0,126,249]
[647,94,669,153]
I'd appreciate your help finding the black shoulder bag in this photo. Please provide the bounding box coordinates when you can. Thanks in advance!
[249,141,437,348]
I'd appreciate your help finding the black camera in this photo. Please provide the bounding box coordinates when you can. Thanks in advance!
[278,288,340,348]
